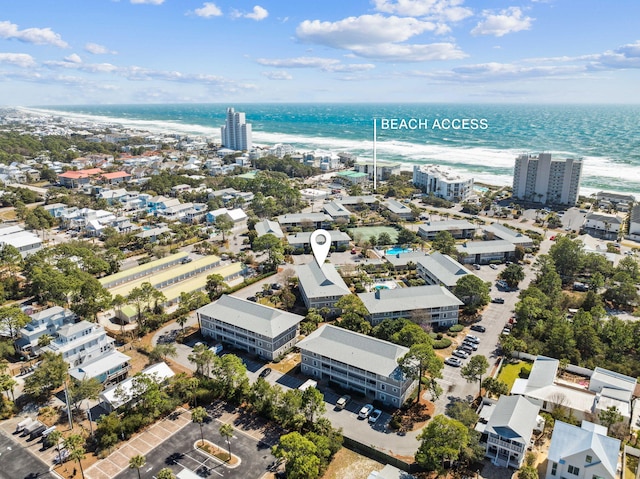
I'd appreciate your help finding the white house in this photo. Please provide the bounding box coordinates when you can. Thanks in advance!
[546,421,620,479]
[583,212,623,240]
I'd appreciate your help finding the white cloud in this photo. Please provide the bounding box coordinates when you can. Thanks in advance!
[245,6,269,21]
[0,53,36,68]
[194,3,223,18]
[295,14,465,62]
[471,7,533,37]
[373,0,473,22]
[257,56,375,72]
[85,43,117,55]
[130,0,165,4]
[0,21,69,48]
[64,53,82,64]
[262,71,292,80]
[593,41,640,69]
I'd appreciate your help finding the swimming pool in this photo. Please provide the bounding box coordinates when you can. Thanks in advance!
[385,247,412,255]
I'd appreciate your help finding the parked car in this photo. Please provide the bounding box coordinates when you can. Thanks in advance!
[444,357,463,367]
[489,264,498,270]
[335,395,351,410]
[470,324,486,333]
[271,283,282,290]
[464,335,481,344]
[502,328,511,336]
[491,297,505,304]
[473,263,481,270]
[368,409,383,424]
[259,367,272,378]
[462,340,479,350]
[181,257,193,264]
[247,296,257,302]
[459,343,474,354]
[358,404,374,419]
[452,349,469,359]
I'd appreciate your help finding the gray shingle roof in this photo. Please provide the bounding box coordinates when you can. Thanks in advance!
[418,219,476,233]
[485,395,540,444]
[297,324,409,378]
[197,295,303,338]
[416,252,469,287]
[296,261,350,300]
[358,285,463,315]
[456,240,515,255]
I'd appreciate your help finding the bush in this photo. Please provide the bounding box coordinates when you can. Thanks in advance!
[519,365,532,378]
[448,324,464,333]
[432,338,452,349]
[389,415,402,430]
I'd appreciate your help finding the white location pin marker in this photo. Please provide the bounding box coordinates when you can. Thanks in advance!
[310,229,331,267]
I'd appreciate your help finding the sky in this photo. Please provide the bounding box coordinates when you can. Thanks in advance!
[1,0,639,105]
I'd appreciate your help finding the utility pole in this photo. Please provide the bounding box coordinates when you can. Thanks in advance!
[373,118,377,192]
[64,380,73,430]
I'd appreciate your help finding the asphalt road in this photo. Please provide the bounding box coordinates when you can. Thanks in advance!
[113,420,274,479]
[0,429,54,479]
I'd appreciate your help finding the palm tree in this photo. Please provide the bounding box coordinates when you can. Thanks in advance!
[129,454,146,479]
[219,423,234,460]
[47,430,63,465]
[156,468,176,479]
[111,294,126,335]
[191,406,208,446]
[64,434,86,479]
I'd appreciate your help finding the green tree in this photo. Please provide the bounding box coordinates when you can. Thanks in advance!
[499,263,525,289]
[70,272,112,321]
[460,355,489,396]
[599,406,623,434]
[454,275,490,314]
[0,372,17,401]
[23,351,68,398]
[69,377,102,412]
[205,273,227,300]
[215,214,234,242]
[129,454,146,479]
[191,406,208,446]
[378,232,393,246]
[156,468,176,479]
[549,237,584,283]
[499,334,527,358]
[0,306,30,340]
[47,429,64,464]
[398,342,443,403]
[482,377,510,398]
[446,401,479,427]
[253,234,285,272]
[301,386,326,424]
[273,432,321,479]
[64,434,86,479]
[188,343,216,376]
[149,344,177,363]
[396,228,417,246]
[432,231,457,256]
[219,423,234,460]
[416,415,469,473]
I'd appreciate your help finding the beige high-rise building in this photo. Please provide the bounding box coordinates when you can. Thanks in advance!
[512,153,582,205]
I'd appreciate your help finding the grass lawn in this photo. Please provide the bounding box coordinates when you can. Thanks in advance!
[625,455,638,479]
[497,360,531,390]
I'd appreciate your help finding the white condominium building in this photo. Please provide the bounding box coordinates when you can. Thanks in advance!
[220,107,252,151]
[412,165,474,202]
[512,153,582,206]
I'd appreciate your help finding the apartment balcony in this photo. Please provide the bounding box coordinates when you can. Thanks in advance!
[487,437,524,453]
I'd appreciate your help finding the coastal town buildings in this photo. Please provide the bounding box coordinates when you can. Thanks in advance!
[297,324,417,407]
[512,153,583,206]
[582,212,623,240]
[197,295,303,361]
[415,252,470,290]
[220,107,252,151]
[412,164,474,202]
[417,219,477,240]
[296,261,351,314]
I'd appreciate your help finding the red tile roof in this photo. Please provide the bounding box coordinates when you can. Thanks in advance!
[101,171,131,180]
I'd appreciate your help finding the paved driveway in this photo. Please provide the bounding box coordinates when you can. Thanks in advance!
[0,429,54,479]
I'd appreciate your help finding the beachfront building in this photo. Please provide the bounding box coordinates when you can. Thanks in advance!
[296,261,350,315]
[197,295,303,360]
[546,421,620,479]
[512,153,583,206]
[297,324,417,407]
[629,204,640,242]
[416,252,470,290]
[354,160,401,180]
[482,395,542,468]
[220,107,252,151]
[417,219,477,240]
[412,164,474,202]
[582,212,623,241]
[14,306,77,358]
[596,191,635,212]
[358,285,462,327]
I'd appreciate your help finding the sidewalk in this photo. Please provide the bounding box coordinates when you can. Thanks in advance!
[84,408,192,479]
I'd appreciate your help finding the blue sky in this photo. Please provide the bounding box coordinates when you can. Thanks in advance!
[1,0,639,105]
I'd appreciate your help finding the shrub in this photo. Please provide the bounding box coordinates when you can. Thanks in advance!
[432,338,452,349]
[519,365,532,378]
[448,324,464,333]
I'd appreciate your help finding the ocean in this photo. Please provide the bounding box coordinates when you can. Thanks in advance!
[29,103,640,197]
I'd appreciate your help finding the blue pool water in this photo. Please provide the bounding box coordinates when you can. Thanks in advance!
[385,247,412,255]
[374,285,389,291]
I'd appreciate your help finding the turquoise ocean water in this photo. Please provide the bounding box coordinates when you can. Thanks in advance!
[33,103,640,196]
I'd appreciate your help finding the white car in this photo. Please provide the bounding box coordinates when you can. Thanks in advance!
[358,404,374,419]
[489,264,498,270]
[368,409,383,424]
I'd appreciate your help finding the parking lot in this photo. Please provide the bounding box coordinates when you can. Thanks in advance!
[0,428,55,479]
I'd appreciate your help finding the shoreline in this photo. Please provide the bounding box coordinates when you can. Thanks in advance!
[4,106,633,198]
